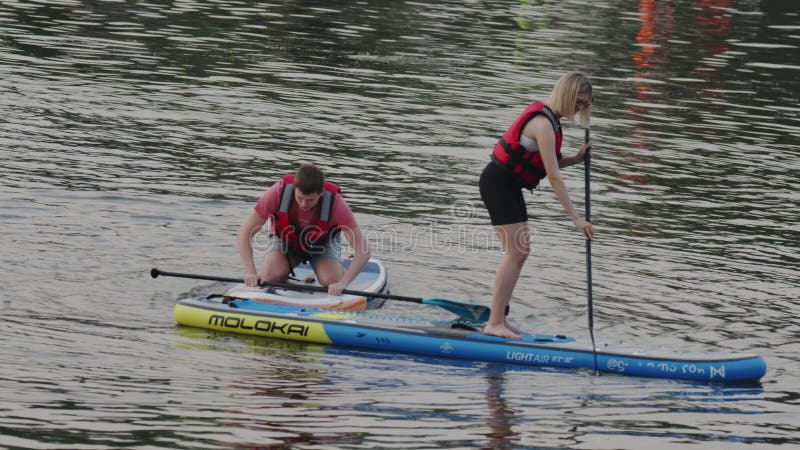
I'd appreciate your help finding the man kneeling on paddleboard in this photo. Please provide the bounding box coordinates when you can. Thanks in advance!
[237,163,370,296]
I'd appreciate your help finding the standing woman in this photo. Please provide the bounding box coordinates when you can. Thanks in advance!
[479,72,596,338]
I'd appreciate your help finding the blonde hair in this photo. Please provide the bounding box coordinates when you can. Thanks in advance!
[547,72,592,128]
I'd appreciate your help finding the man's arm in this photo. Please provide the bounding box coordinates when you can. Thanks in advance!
[237,210,268,286]
[327,225,371,295]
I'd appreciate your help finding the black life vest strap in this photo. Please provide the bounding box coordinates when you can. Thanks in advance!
[539,106,561,135]
[513,106,561,152]
[278,182,294,213]
[319,191,334,221]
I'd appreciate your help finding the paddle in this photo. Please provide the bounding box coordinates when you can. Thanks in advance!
[584,128,598,373]
[150,268,491,322]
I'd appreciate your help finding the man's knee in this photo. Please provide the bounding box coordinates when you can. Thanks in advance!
[315,259,344,286]
[260,252,290,282]
[316,272,341,287]
[261,269,288,283]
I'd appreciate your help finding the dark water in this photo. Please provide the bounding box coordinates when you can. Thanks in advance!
[1,0,798,448]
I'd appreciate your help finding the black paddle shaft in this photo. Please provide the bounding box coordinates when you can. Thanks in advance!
[584,128,591,223]
[151,268,424,303]
[584,128,598,372]
[584,129,593,330]
[150,267,492,322]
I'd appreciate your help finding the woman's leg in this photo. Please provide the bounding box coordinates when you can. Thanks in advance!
[483,221,529,338]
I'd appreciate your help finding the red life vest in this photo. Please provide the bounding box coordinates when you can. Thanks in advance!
[273,174,341,258]
[491,101,563,189]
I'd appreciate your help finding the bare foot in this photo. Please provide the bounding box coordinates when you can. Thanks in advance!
[506,322,526,335]
[483,323,521,339]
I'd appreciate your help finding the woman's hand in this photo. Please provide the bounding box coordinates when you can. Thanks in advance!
[574,140,592,162]
[573,217,596,240]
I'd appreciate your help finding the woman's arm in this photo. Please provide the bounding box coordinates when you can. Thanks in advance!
[528,116,595,239]
[559,140,592,168]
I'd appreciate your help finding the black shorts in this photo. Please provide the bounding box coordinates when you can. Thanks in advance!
[479,162,528,226]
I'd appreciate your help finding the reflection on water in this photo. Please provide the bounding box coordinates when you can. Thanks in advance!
[1,0,798,448]
[483,370,519,449]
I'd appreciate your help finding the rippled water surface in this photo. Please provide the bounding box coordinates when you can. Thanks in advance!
[1,0,798,448]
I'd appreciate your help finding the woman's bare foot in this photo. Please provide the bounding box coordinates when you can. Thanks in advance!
[506,322,525,335]
[483,322,522,339]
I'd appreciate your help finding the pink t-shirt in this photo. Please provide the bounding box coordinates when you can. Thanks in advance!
[254,181,359,234]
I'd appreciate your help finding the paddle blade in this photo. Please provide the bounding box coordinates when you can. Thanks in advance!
[422,298,491,323]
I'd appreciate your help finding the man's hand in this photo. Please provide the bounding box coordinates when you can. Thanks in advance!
[244,272,260,287]
[327,281,347,296]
